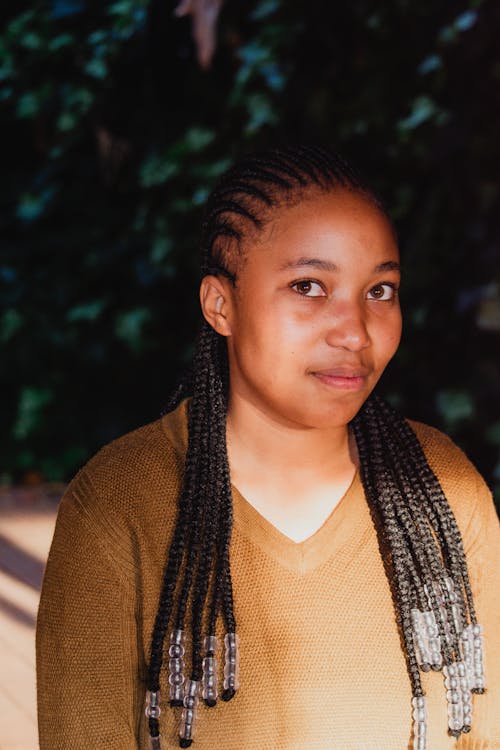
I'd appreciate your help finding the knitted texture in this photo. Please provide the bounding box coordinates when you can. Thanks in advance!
[36,400,500,749]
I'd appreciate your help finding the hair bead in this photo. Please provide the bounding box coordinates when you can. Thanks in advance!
[444,663,465,737]
[179,679,200,747]
[202,635,219,706]
[145,691,163,749]
[168,629,186,706]
[145,690,162,720]
[221,632,240,700]
[411,609,433,671]
[412,695,427,750]
[471,623,486,693]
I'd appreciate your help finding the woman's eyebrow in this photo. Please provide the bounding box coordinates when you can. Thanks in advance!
[374,260,401,273]
[278,257,339,272]
[278,257,401,273]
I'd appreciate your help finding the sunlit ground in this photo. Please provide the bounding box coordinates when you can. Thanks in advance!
[0,487,60,750]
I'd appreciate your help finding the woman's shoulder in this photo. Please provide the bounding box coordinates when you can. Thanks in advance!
[59,401,189,533]
[407,418,475,471]
[406,418,496,540]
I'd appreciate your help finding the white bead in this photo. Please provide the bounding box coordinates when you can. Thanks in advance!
[169,672,185,687]
[203,635,218,653]
[417,720,426,736]
[169,643,185,658]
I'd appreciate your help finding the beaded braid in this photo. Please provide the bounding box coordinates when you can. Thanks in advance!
[145,146,485,749]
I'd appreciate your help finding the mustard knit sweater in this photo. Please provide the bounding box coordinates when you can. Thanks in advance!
[36,401,500,749]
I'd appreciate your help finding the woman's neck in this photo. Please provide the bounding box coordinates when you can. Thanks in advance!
[225,394,357,487]
[225,395,358,542]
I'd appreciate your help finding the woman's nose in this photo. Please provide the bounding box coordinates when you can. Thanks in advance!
[323,300,371,352]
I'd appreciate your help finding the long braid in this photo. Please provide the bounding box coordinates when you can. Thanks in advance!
[145,146,485,748]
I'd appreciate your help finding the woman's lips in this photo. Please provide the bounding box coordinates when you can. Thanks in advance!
[311,367,370,391]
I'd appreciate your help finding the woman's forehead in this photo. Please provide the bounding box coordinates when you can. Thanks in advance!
[242,189,399,269]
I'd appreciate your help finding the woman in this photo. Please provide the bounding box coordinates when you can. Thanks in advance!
[37,146,499,749]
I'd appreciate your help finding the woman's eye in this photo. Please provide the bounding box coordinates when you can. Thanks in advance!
[290,280,326,297]
[367,283,397,301]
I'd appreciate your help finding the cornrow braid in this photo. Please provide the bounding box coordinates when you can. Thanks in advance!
[145,146,485,749]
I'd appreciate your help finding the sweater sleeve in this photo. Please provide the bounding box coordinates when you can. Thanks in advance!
[36,467,143,750]
[460,472,500,750]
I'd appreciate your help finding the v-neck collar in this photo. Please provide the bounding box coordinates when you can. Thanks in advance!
[230,469,366,574]
[160,399,370,574]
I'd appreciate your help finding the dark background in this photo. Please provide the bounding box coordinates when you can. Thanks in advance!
[1,0,499,504]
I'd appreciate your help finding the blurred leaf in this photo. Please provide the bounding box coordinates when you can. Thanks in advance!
[260,61,285,91]
[0,308,23,342]
[244,92,278,134]
[16,91,40,118]
[48,32,75,51]
[150,235,173,264]
[84,58,108,79]
[67,299,107,322]
[436,390,475,429]
[250,0,280,21]
[88,30,108,45]
[13,387,54,440]
[397,96,441,132]
[183,126,215,152]
[16,188,56,221]
[192,158,232,180]
[108,0,134,15]
[57,111,78,131]
[438,11,478,45]
[140,154,179,188]
[20,32,43,50]
[192,186,210,205]
[454,10,478,32]
[65,86,94,113]
[6,11,36,36]
[418,54,442,75]
[0,58,14,83]
[115,307,152,352]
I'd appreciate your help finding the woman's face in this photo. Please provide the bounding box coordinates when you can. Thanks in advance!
[212,189,402,430]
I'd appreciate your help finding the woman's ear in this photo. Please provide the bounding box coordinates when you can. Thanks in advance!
[199,275,233,337]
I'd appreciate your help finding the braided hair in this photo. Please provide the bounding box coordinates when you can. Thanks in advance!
[145,146,485,749]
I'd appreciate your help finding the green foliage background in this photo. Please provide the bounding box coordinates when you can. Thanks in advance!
[1,0,499,501]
